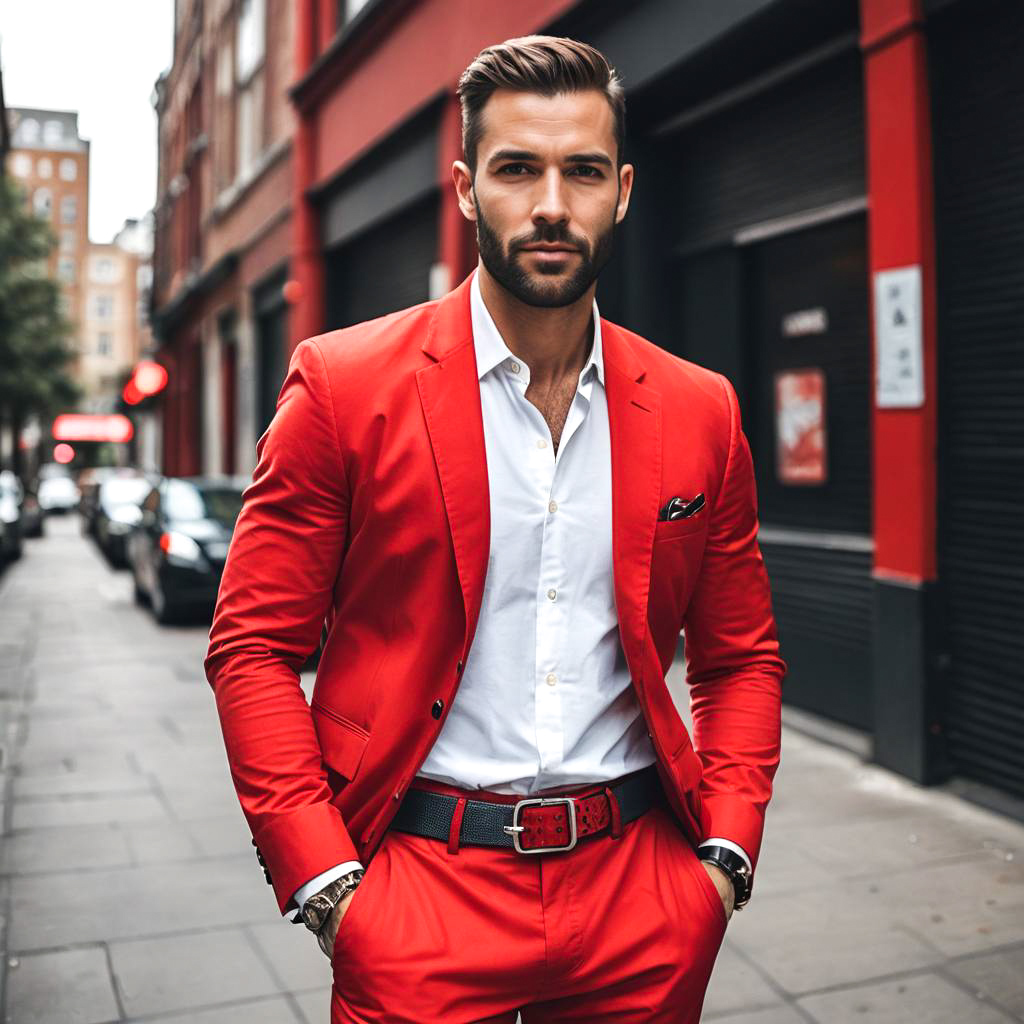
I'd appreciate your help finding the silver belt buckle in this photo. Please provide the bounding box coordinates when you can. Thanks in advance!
[503,796,578,854]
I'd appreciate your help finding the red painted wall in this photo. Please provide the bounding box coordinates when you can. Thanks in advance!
[312,0,575,186]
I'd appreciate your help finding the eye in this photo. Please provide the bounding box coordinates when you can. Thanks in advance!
[498,163,532,176]
[570,166,603,178]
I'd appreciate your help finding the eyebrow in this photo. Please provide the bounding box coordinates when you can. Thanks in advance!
[487,148,614,170]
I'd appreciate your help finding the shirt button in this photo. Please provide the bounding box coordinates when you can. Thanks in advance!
[510,361,520,374]
[536,438,547,449]
[431,699,444,719]
[548,500,558,514]
[546,673,557,686]
[547,588,557,601]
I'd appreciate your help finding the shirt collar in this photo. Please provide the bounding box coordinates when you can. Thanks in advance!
[470,267,605,387]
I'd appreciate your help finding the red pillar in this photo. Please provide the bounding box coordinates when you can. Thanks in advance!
[862,0,938,585]
[289,0,326,354]
[861,0,946,783]
[437,89,477,294]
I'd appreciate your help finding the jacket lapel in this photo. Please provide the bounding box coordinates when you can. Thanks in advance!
[416,273,491,662]
[602,322,662,687]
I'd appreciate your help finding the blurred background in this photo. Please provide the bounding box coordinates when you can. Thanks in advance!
[0,1,1022,1022]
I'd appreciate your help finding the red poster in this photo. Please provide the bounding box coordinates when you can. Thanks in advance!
[775,369,827,485]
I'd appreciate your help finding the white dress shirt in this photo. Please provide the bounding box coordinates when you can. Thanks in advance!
[289,269,750,918]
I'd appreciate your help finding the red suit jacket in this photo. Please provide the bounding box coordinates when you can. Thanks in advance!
[204,269,786,915]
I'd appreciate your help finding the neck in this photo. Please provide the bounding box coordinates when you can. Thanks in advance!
[476,261,595,387]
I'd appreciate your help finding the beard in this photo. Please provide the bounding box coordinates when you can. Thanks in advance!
[473,194,616,309]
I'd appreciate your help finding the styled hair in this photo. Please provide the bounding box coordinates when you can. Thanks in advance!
[456,35,626,177]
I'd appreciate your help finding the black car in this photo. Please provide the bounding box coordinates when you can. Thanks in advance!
[94,472,157,566]
[128,475,246,624]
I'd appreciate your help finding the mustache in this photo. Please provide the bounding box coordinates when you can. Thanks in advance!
[513,231,588,253]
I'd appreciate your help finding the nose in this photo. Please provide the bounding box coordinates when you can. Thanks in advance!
[531,166,570,230]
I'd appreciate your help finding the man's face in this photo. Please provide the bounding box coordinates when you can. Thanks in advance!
[455,88,633,308]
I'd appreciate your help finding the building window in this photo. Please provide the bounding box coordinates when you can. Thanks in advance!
[236,0,265,80]
[60,228,77,253]
[59,158,77,181]
[43,120,63,146]
[90,256,117,283]
[236,75,263,180]
[18,118,40,145]
[33,188,52,218]
[235,0,265,181]
[37,158,52,179]
[97,332,113,356]
[95,294,114,320]
[61,196,77,224]
[10,153,32,177]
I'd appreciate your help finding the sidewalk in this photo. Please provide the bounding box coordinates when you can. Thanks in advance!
[1,514,1022,1023]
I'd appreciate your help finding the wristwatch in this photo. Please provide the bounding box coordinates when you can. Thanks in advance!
[299,868,365,956]
[696,845,753,910]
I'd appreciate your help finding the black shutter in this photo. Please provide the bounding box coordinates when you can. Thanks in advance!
[325,194,439,330]
[931,0,1024,797]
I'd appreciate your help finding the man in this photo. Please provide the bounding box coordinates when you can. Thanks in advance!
[205,34,785,1023]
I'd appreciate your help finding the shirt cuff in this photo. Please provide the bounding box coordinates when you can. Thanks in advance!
[287,860,365,923]
[698,837,752,876]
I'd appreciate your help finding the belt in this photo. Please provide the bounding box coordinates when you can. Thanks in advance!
[389,765,664,854]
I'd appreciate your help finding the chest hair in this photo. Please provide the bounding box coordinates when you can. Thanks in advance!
[524,375,580,455]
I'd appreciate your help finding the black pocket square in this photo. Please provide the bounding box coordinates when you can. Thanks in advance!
[658,493,706,521]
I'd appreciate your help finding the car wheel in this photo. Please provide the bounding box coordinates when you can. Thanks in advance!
[151,576,179,625]
[132,569,149,606]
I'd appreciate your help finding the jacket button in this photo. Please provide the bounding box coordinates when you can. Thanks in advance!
[456,660,464,677]
[431,699,444,719]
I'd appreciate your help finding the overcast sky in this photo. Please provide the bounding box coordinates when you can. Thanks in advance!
[1,0,174,242]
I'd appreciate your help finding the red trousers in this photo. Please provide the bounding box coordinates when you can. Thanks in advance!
[329,773,729,1022]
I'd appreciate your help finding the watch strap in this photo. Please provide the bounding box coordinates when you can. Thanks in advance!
[696,844,753,909]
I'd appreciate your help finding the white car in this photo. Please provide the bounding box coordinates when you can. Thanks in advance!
[0,470,24,561]
[38,473,81,512]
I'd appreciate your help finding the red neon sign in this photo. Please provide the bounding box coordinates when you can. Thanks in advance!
[53,414,134,443]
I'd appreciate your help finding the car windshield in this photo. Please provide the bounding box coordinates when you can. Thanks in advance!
[164,480,244,525]
[101,477,152,506]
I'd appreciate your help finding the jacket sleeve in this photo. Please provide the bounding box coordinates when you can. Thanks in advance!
[204,337,359,915]
[681,373,786,875]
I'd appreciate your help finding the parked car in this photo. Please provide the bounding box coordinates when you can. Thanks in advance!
[128,475,247,623]
[0,470,24,562]
[37,464,80,515]
[77,467,123,535]
[94,472,158,566]
[20,482,44,538]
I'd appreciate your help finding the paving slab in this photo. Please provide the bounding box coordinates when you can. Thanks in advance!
[5,945,120,1024]
[109,928,279,1018]
[797,970,1016,1023]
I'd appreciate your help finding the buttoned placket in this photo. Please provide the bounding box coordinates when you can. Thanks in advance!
[502,354,599,776]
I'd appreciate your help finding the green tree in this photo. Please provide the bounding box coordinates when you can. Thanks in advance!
[0,173,80,474]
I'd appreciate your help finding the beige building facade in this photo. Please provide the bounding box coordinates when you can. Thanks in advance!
[6,108,91,363]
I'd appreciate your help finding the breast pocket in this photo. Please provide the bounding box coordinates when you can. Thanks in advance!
[653,511,708,543]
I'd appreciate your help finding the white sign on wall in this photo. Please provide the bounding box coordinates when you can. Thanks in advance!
[874,264,924,408]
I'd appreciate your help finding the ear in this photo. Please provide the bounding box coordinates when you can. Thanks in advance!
[452,160,477,222]
[615,163,635,225]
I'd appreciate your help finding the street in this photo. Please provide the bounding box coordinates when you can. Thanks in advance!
[1,515,1023,1023]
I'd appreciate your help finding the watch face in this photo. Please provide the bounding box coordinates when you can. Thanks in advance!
[301,896,329,932]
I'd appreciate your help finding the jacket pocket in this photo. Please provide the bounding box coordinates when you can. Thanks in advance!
[311,701,370,782]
